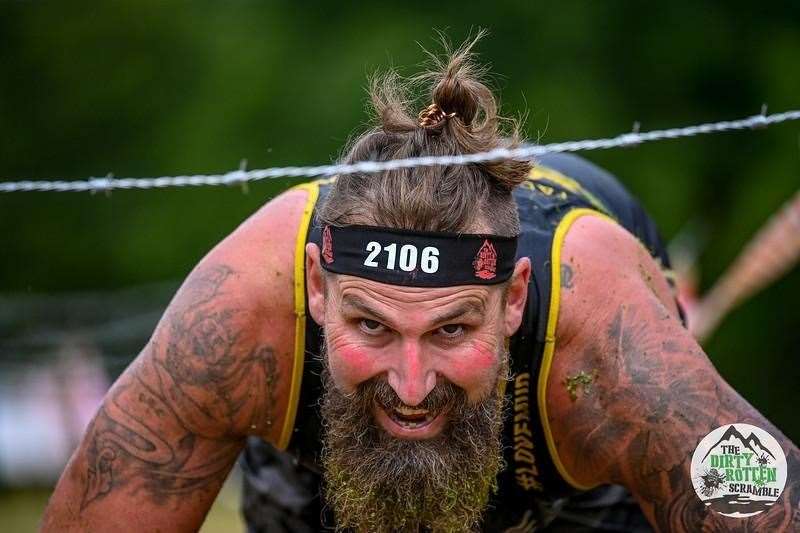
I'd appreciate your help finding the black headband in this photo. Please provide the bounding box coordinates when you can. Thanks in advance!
[318,224,518,287]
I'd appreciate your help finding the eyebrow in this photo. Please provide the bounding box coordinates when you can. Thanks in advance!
[340,294,485,329]
[431,300,485,326]
[340,294,393,325]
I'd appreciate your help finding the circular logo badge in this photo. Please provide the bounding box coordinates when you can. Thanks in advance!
[690,423,787,518]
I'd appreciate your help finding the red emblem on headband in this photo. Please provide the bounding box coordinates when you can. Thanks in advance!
[473,239,497,280]
[321,225,334,264]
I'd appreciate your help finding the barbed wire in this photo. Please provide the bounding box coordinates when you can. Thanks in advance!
[2,108,799,194]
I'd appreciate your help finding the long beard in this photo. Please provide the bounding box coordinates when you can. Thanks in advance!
[319,347,509,533]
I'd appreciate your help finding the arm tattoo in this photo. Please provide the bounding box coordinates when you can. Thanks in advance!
[560,263,574,290]
[81,264,279,511]
[559,300,799,532]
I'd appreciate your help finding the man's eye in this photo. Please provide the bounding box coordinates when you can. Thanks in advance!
[359,319,385,334]
[438,324,464,337]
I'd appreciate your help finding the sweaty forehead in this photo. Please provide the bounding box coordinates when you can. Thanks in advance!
[331,274,497,313]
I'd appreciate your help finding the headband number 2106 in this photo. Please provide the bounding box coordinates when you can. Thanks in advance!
[363,242,440,273]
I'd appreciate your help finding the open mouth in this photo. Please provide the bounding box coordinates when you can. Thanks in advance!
[387,404,436,429]
[377,399,455,433]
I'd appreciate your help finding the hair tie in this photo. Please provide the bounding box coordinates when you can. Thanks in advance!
[417,103,456,128]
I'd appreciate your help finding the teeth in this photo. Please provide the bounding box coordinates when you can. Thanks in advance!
[394,405,429,416]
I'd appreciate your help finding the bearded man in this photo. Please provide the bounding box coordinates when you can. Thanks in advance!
[43,37,799,532]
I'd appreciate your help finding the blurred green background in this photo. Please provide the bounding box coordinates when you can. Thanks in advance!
[1,1,798,530]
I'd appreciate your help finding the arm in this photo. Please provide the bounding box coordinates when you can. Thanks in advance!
[691,190,800,341]
[41,189,308,531]
[547,215,799,532]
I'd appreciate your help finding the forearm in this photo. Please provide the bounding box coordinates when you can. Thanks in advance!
[626,376,800,532]
[43,263,284,531]
[43,456,235,532]
[41,361,244,531]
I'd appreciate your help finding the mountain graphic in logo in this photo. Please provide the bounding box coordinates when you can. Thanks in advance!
[700,425,776,463]
[690,423,788,519]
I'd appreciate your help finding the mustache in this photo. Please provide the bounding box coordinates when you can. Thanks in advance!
[348,375,464,418]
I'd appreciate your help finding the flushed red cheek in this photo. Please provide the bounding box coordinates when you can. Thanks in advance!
[443,343,499,390]
[329,344,383,391]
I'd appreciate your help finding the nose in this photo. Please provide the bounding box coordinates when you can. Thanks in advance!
[386,338,437,406]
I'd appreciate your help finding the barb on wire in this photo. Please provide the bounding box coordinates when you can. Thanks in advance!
[2,108,799,194]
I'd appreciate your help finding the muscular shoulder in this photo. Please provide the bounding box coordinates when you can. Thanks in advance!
[554,214,680,346]
[539,205,800,532]
[144,186,313,444]
[40,188,315,530]
[545,214,707,486]
[198,185,311,295]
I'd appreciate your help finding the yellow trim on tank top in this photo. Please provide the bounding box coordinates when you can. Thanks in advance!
[277,180,321,450]
[529,166,615,219]
[536,207,615,491]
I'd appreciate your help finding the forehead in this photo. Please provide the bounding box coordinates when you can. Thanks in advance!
[329,274,498,314]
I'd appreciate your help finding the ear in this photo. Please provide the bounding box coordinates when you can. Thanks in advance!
[503,257,531,336]
[306,243,326,325]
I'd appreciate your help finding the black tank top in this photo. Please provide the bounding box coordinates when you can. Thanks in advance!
[241,153,676,532]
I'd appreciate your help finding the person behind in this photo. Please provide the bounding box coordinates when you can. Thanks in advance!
[42,35,798,532]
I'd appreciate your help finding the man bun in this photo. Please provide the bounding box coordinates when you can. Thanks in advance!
[423,30,529,191]
[320,31,530,237]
